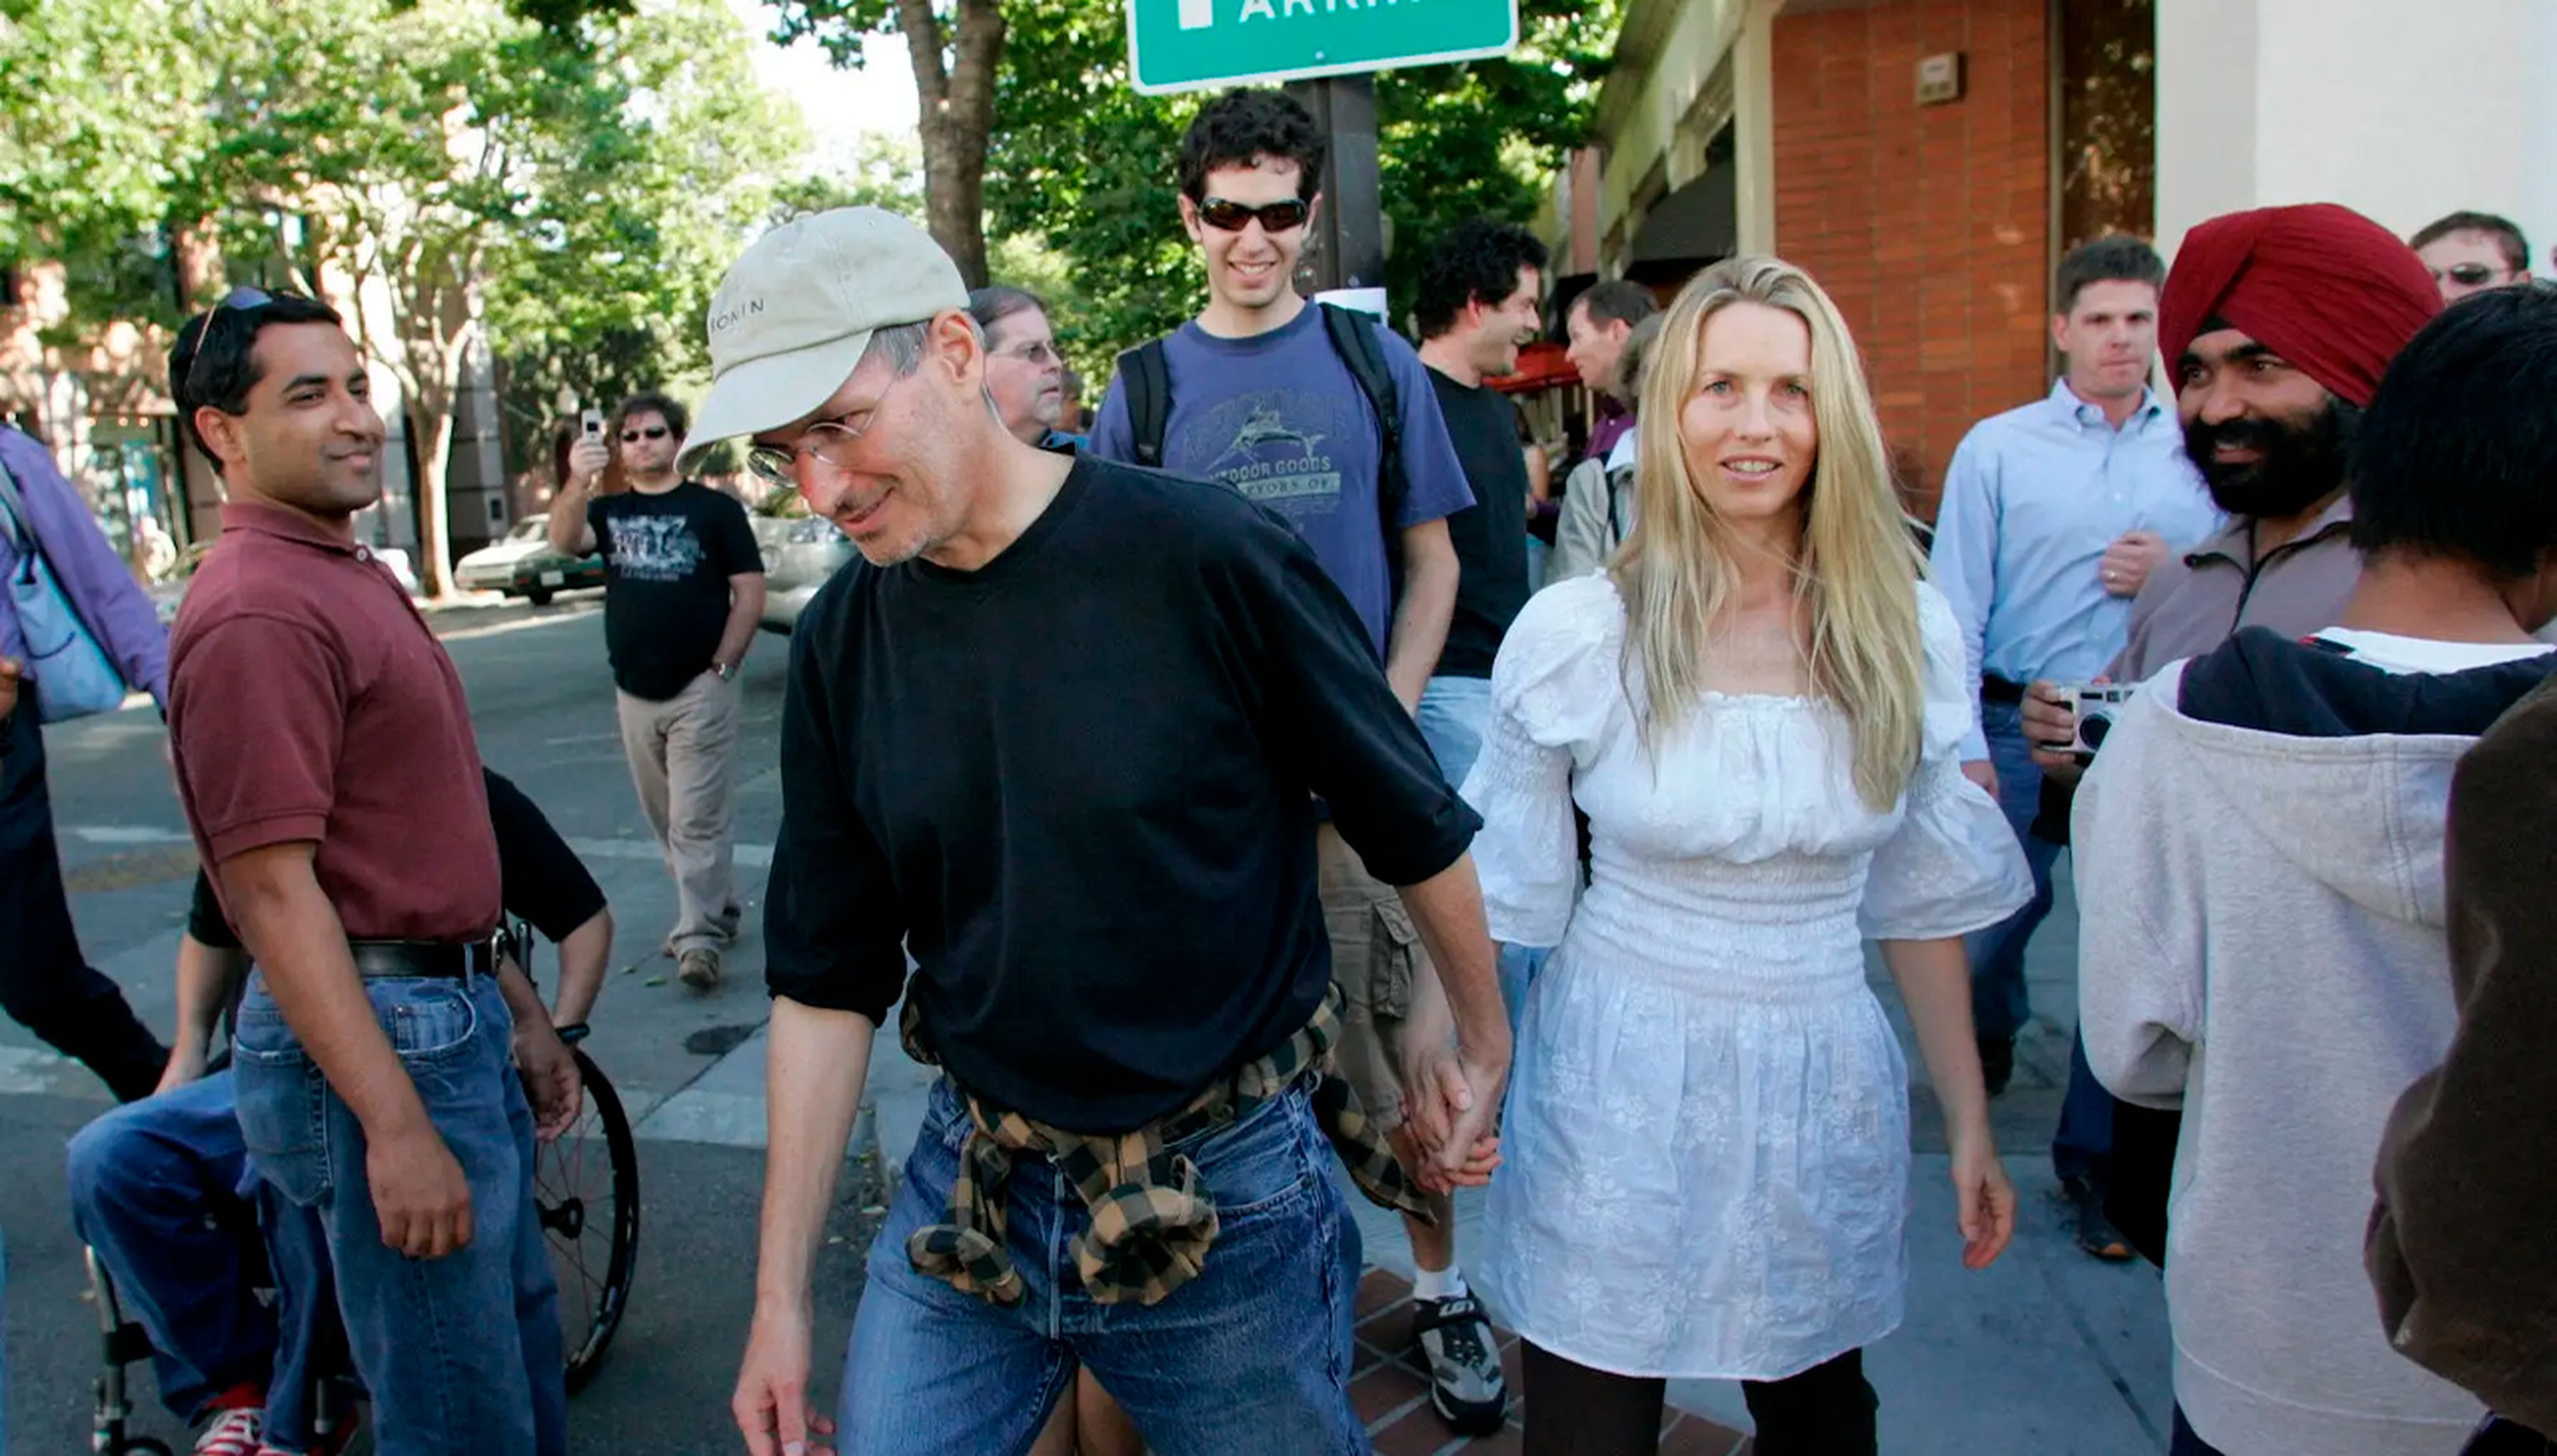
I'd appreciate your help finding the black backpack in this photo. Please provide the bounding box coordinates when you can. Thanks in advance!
[1115,302,1414,589]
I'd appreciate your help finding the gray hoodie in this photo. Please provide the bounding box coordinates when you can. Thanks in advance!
[2071,632,2546,1454]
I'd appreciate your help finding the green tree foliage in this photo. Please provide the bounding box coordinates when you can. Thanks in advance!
[1,0,798,591]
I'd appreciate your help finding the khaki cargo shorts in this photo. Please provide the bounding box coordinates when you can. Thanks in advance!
[1315,822,1430,1135]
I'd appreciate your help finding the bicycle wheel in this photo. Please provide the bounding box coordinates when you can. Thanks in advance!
[537,1049,641,1392]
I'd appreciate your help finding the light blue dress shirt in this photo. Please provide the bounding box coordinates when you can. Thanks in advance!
[1928,380,2221,760]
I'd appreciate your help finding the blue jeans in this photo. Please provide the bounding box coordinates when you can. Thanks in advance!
[1966,700,2061,1043]
[1968,700,2113,1181]
[1420,674,1545,1035]
[232,973,565,1456]
[840,1079,1367,1455]
[67,1071,345,1449]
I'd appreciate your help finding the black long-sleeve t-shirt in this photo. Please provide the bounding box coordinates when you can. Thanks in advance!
[764,455,1480,1132]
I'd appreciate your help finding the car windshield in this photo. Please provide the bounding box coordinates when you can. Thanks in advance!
[507,515,550,542]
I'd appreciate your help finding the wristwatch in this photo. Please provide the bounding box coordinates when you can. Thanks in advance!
[712,660,737,682]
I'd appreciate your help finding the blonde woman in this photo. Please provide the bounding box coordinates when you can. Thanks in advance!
[1462,257,2030,1453]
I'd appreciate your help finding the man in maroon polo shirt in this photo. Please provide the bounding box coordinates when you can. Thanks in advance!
[162,290,567,1456]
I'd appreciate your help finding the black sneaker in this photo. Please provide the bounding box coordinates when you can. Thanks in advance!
[1979,1034,2016,1097]
[1410,1292,1507,1435]
[2062,1174,2134,1262]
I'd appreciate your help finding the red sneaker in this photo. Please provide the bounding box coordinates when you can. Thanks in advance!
[193,1405,263,1456]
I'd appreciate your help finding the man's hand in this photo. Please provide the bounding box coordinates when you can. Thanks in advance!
[155,1041,210,1096]
[368,1123,474,1258]
[2022,680,2084,780]
[0,656,20,722]
[1959,760,1998,800]
[734,1304,836,1456]
[2099,531,2169,599]
[566,437,611,489]
[514,1019,584,1142]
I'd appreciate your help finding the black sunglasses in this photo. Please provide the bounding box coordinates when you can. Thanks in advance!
[1197,197,1311,234]
[621,426,670,442]
[180,286,278,401]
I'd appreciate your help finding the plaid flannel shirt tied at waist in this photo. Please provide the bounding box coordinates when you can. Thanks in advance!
[901,982,1432,1307]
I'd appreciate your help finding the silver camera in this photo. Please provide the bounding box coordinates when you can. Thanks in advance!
[2055,682,2139,756]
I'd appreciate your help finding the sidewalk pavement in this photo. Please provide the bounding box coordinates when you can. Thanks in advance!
[796,849,2174,1455]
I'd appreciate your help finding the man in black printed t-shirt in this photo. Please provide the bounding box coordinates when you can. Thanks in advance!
[549,391,764,992]
[689,206,1512,1456]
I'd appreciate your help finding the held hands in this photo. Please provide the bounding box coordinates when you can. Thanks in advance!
[1397,1019,1508,1194]
[734,1304,836,1456]
[368,1122,474,1258]
[513,1020,585,1142]
[0,656,20,723]
[1950,1130,2018,1270]
[2099,530,2168,599]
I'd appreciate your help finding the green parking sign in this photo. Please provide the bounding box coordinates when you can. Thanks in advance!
[1125,0,1519,95]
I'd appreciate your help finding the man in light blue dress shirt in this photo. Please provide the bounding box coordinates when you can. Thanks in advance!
[1928,236,2222,1259]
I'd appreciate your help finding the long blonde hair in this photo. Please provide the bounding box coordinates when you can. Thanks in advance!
[1606,256,1928,810]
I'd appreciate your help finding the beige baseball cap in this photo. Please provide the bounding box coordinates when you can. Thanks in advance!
[677,207,970,475]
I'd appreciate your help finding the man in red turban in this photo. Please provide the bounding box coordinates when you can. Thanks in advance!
[2022,202,2439,1320]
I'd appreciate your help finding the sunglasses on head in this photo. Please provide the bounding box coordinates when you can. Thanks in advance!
[2434,262,2503,287]
[621,425,670,442]
[180,286,279,400]
[1196,197,1311,234]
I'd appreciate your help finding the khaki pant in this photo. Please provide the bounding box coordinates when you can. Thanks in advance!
[1316,822,1429,1134]
[615,671,741,955]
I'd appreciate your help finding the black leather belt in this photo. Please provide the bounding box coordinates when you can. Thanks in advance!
[348,938,496,981]
[1981,673,2028,705]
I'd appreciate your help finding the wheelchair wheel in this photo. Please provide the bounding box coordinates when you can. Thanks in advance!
[536,1047,640,1393]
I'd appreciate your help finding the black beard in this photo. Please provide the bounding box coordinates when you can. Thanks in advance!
[2183,399,2358,520]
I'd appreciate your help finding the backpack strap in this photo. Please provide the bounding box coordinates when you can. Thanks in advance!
[1317,303,1408,532]
[1316,304,1413,603]
[1115,338,1173,469]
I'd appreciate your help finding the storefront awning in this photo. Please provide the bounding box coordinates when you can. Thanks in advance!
[1492,342,1580,395]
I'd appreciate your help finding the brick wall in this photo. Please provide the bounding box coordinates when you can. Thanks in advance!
[1771,0,2050,519]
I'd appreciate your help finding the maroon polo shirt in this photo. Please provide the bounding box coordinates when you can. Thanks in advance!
[168,500,499,942]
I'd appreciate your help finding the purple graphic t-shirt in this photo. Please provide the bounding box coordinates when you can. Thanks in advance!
[1093,304,1473,660]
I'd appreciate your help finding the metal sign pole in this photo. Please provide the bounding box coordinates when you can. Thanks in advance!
[1286,74,1386,295]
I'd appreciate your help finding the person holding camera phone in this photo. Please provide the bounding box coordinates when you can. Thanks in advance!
[2019,205,2439,1277]
[549,391,765,993]
[1925,236,2221,1263]
[2074,276,2557,1456]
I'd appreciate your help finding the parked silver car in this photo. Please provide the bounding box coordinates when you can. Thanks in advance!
[455,514,607,605]
[748,485,853,633]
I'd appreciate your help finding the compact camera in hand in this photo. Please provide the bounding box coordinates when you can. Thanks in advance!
[2054,682,2139,756]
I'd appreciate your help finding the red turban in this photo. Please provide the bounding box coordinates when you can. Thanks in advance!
[2159,203,2441,409]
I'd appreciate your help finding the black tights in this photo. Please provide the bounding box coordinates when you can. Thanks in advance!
[1520,1342,1877,1456]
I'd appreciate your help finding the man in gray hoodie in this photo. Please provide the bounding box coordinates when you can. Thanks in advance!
[2074,283,2557,1455]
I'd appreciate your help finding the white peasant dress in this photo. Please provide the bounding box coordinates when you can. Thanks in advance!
[1461,573,2030,1381]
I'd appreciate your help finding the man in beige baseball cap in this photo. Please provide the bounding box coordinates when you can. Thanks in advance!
[718,207,1512,1456]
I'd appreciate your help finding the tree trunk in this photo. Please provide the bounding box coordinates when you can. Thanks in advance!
[896,0,1004,288]
[411,383,460,600]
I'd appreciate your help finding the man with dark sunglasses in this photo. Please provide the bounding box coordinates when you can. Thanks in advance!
[1090,85,1498,1437]
[547,389,764,991]
[2410,211,2533,305]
